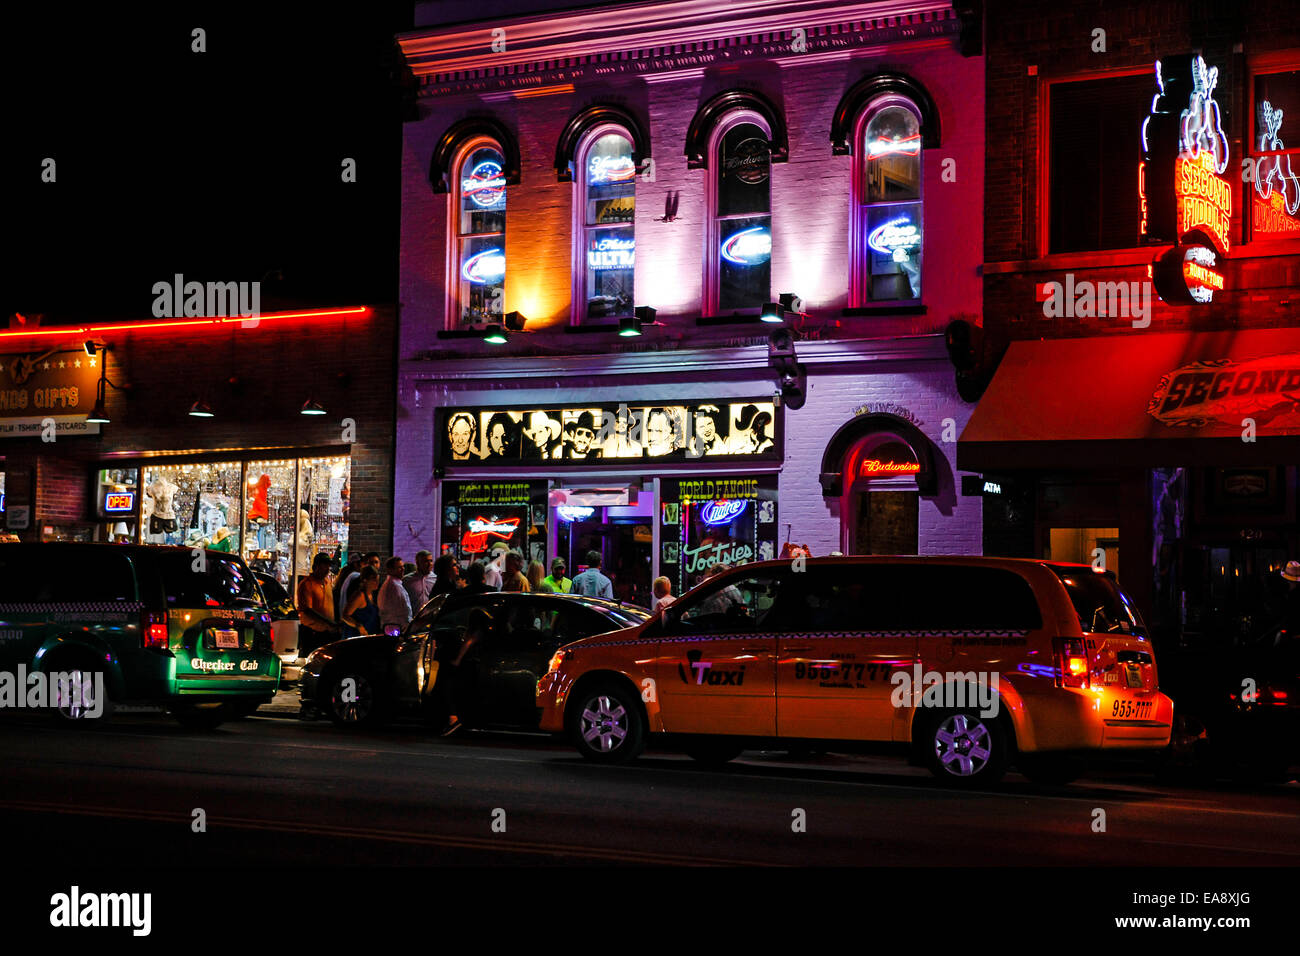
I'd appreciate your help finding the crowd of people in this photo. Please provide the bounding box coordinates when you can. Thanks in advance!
[292,544,674,655]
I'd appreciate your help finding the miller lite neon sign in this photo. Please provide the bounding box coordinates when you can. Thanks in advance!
[461,248,506,285]
[700,499,749,526]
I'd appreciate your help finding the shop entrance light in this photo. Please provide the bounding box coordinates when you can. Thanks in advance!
[483,324,509,344]
[618,315,643,337]
[300,397,327,416]
[86,383,111,424]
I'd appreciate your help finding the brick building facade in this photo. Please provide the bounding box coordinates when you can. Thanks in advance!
[960,0,1300,641]
[395,0,986,605]
[0,306,396,591]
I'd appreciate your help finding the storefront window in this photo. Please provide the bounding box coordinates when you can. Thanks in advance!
[712,119,772,314]
[858,100,923,302]
[95,467,139,543]
[580,129,636,320]
[442,481,549,567]
[140,462,242,552]
[454,141,507,328]
[243,460,297,588]
[298,455,351,577]
[660,476,779,597]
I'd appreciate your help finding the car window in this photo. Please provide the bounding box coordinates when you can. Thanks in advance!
[672,573,789,634]
[1050,567,1142,635]
[1,548,137,603]
[852,565,1042,631]
[257,574,290,605]
[150,552,263,609]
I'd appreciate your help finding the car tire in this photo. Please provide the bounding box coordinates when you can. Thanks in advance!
[1017,753,1083,785]
[324,669,389,728]
[48,665,115,726]
[683,739,744,766]
[568,682,646,764]
[170,702,228,730]
[922,708,1009,786]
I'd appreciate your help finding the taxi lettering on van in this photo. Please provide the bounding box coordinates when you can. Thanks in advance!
[190,659,236,672]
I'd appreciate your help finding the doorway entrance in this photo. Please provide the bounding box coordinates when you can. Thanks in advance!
[852,491,918,555]
[553,501,654,606]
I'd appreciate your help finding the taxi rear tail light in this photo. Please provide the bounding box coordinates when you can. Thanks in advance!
[143,611,169,649]
[1054,638,1090,689]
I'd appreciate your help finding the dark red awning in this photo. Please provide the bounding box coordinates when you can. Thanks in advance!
[958,327,1300,471]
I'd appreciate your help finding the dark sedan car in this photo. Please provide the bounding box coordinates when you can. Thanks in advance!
[299,590,651,728]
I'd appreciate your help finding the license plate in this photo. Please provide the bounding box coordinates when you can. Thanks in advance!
[213,629,241,650]
[1125,664,1143,688]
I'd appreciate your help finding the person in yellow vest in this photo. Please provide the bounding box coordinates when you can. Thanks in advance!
[542,557,572,594]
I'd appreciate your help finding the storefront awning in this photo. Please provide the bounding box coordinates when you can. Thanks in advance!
[958,327,1300,471]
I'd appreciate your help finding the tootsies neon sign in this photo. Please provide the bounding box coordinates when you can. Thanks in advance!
[700,499,749,525]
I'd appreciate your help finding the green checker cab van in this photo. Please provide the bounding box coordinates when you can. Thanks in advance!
[0,543,280,727]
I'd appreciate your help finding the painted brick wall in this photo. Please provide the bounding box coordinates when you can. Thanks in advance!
[399,43,984,352]
[392,345,981,561]
[4,307,396,554]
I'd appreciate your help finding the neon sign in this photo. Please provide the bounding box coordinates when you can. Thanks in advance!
[556,505,595,522]
[104,492,135,512]
[461,248,506,284]
[859,459,921,477]
[720,226,771,265]
[700,499,749,526]
[1182,246,1222,303]
[461,515,520,551]
[1253,101,1300,237]
[1179,57,1229,174]
[588,154,636,184]
[1177,151,1232,253]
[867,134,922,158]
[587,236,634,270]
[867,216,921,262]
[461,160,506,208]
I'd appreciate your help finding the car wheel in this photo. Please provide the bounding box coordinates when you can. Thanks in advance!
[568,683,645,764]
[923,709,1008,786]
[325,670,387,728]
[683,740,744,766]
[49,666,115,726]
[1017,753,1083,785]
[170,702,228,730]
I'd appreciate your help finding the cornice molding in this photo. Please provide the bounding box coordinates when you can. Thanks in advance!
[399,334,948,383]
[399,1,959,99]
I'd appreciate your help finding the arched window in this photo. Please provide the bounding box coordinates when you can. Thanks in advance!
[575,125,636,321]
[708,111,773,315]
[853,97,923,304]
[450,138,507,328]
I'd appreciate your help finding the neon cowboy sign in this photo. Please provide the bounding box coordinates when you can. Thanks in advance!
[587,236,635,270]
[720,226,771,265]
[1141,54,1232,305]
[1253,101,1300,237]
[461,515,520,551]
[461,159,506,208]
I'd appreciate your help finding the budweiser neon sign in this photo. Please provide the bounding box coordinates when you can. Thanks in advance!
[461,515,520,551]
[859,459,920,476]
[866,134,921,158]
[700,499,749,526]
[461,160,506,208]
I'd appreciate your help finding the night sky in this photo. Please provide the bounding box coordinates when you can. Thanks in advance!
[1,3,415,323]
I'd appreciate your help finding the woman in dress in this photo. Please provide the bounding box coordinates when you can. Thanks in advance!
[340,566,382,637]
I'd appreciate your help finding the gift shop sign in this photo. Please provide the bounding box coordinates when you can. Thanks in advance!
[1147,353,1300,429]
[0,351,101,437]
[1140,54,1233,305]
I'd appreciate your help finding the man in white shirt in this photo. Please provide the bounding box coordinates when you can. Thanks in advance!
[484,543,508,590]
[404,550,436,611]
[378,556,413,634]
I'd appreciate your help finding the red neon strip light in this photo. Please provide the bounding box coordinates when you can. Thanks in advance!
[0,306,371,341]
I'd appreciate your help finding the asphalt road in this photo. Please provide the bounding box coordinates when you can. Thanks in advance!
[0,711,1296,867]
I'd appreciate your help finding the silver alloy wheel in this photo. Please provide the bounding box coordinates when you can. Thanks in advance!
[331,673,373,723]
[580,694,628,753]
[933,713,993,777]
[53,669,94,719]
